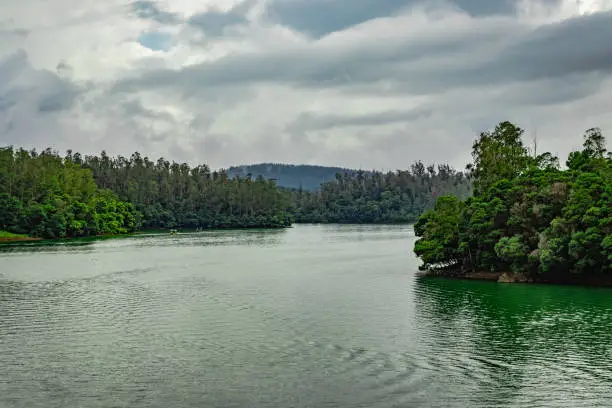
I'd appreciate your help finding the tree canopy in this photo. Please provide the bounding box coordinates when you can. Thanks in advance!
[415,122,611,280]
[0,147,139,238]
[0,148,292,239]
[290,163,471,224]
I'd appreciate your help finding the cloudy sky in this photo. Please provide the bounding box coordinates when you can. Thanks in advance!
[1,0,611,170]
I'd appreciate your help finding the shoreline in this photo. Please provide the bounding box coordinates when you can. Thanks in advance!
[418,269,612,288]
[0,225,292,246]
[0,236,42,243]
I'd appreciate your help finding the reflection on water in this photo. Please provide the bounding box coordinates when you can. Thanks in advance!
[414,277,612,407]
[0,229,287,255]
[0,225,611,408]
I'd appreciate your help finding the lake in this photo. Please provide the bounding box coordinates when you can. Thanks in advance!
[1,224,611,407]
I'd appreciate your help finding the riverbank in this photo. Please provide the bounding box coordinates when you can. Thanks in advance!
[0,232,137,246]
[0,226,292,246]
[0,231,41,243]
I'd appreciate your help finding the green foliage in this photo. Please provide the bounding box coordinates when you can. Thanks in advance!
[414,196,465,271]
[494,236,528,273]
[0,230,29,239]
[415,121,612,280]
[466,121,531,196]
[0,147,294,237]
[77,152,291,229]
[0,147,140,239]
[291,164,472,224]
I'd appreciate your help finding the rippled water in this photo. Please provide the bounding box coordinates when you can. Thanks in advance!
[1,225,611,407]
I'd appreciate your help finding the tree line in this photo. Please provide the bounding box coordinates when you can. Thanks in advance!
[0,148,139,239]
[0,148,292,239]
[1,145,473,240]
[414,121,611,281]
[290,163,472,223]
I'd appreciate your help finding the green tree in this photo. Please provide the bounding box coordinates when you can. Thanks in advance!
[414,121,612,283]
[466,121,531,196]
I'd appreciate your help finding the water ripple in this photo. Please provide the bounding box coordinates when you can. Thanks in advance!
[1,226,611,408]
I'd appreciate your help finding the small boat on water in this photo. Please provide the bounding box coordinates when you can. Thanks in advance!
[169,229,178,235]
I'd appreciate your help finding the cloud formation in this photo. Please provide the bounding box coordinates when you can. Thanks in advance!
[1,0,611,170]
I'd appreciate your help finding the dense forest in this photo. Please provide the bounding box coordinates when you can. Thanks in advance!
[80,152,291,229]
[414,121,611,282]
[1,145,473,239]
[227,163,359,191]
[0,148,139,239]
[290,164,472,223]
[0,148,291,239]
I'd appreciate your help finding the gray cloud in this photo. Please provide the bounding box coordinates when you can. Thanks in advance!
[0,50,81,115]
[2,0,611,172]
[264,0,410,38]
[287,107,432,132]
[495,73,606,107]
[263,0,555,38]
[116,10,612,98]
[122,99,176,122]
[131,0,178,24]
[187,1,254,37]
[0,48,83,152]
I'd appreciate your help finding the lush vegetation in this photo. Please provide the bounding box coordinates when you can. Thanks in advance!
[227,163,359,191]
[290,164,472,224]
[0,230,34,242]
[414,121,611,281]
[1,144,474,237]
[0,147,292,239]
[0,147,140,239]
[80,151,292,229]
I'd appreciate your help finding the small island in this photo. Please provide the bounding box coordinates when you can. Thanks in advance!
[414,121,611,286]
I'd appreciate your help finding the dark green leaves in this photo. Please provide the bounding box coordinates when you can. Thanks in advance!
[415,121,612,280]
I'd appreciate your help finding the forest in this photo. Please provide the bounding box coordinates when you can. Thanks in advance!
[0,148,139,239]
[414,121,611,281]
[1,141,473,239]
[290,164,472,223]
[227,163,358,191]
[0,148,291,239]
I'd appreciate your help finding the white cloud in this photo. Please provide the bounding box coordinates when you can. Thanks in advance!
[0,0,611,170]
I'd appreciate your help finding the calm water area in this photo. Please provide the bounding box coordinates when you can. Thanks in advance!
[1,224,611,407]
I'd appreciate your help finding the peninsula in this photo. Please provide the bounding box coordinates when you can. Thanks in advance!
[414,121,611,285]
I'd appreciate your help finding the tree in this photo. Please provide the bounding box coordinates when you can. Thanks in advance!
[414,196,465,271]
[467,121,531,195]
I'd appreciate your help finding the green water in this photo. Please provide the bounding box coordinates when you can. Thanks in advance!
[0,225,611,407]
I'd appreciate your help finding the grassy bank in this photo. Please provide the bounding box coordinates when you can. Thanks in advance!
[0,230,137,246]
[0,231,41,243]
[0,226,288,247]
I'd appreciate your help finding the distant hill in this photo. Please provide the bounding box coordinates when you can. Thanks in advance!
[226,163,360,191]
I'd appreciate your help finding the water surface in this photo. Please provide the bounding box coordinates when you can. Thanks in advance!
[1,225,611,407]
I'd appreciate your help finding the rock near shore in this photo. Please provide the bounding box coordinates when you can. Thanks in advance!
[497,272,532,283]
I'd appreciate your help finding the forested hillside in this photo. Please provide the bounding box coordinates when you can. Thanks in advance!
[227,163,358,191]
[414,121,611,282]
[291,163,472,223]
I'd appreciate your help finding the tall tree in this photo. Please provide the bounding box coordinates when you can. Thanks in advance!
[466,121,531,195]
